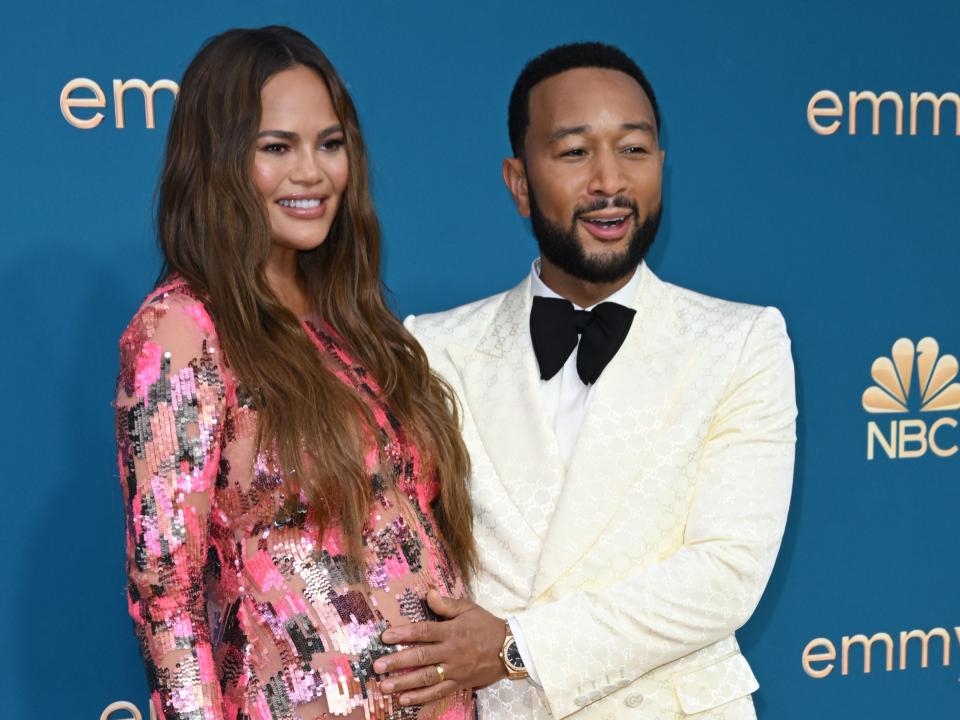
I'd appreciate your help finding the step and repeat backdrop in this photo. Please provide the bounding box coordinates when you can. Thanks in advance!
[1,1,957,717]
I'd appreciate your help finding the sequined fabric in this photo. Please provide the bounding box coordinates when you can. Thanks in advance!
[116,278,475,720]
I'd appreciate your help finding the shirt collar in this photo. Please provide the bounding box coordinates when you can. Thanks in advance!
[529,257,640,311]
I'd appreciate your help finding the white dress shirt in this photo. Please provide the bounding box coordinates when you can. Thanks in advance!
[531,257,641,464]
[508,257,641,687]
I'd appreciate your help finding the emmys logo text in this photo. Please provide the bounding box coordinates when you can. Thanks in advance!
[808,89,960,136]
[60,77,178,129]
[862,337,960,460]
[802,624,960,679]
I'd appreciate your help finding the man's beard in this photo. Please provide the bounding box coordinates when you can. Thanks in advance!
[528,188,661,284]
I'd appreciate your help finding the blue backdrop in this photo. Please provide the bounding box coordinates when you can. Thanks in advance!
[2,1,958,717]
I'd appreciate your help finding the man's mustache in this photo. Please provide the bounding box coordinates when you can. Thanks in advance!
[573,195,639,218]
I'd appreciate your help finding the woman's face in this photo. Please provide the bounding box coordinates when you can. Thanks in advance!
[253,64,349,253]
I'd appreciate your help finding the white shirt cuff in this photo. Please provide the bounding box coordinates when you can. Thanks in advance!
[507,616,542,687]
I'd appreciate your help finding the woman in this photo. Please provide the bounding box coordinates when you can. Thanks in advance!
[115,26,476,720]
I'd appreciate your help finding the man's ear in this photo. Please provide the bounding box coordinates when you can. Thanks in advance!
[502,157,530,218]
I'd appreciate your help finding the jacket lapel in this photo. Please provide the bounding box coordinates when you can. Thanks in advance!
[530,264,687,599]
[447,277,566,539]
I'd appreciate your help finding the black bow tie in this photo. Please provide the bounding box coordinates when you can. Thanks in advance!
[530,296,636,385]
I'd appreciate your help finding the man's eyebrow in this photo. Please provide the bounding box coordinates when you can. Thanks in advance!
[549,121,656,143]
[257,124,344,140]
[549,125,590,142]
[623,121,656,135]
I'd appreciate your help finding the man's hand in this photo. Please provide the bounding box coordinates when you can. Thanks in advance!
[373,590,508,706]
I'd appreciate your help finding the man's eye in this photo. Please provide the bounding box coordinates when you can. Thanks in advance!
[561,148,587,157]
[623,145,649,155]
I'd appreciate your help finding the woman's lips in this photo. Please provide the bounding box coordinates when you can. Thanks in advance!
[276,197,328,219]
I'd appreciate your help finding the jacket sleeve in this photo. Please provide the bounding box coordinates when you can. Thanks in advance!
[514,307,797,719]
[115,297,228,720]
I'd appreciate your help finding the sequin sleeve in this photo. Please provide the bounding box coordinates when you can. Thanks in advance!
[115,294,228,720]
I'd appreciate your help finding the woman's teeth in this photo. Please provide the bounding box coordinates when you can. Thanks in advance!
[278,198,321,209]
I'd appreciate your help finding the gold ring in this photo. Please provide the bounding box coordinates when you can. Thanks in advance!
[435,663,446,683]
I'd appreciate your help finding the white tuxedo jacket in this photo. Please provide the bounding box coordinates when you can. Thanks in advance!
[405,263,796,719]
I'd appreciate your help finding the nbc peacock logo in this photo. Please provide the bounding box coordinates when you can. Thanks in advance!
[863,337,960,460]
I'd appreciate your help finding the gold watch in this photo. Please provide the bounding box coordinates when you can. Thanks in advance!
[499,621,530,680]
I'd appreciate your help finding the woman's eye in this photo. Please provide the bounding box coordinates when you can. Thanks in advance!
[262,143,289,154]
[320,138,345,151]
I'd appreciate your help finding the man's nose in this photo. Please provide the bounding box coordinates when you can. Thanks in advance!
[587,148,627,197]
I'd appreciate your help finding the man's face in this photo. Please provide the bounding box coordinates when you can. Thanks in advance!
[506,67,664,283]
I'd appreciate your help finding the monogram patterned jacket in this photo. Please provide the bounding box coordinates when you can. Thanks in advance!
[404,262,796,719]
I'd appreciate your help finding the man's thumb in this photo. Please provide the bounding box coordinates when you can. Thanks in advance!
[426,588,470,618]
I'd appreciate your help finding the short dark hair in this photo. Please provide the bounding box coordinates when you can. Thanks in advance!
[507,41,661,157]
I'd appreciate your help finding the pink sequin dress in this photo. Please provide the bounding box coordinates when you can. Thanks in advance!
[115,278,476,720]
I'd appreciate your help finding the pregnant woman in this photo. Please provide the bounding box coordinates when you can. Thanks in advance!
[115,25,475,720]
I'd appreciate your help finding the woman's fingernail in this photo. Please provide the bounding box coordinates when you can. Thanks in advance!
[374,661,386,673]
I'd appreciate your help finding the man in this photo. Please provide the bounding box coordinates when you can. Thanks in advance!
[373,42,796,719]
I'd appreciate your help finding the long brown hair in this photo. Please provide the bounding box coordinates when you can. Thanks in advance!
[157,26,475,577]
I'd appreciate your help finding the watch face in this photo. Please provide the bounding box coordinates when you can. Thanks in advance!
[506,639,525,669]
